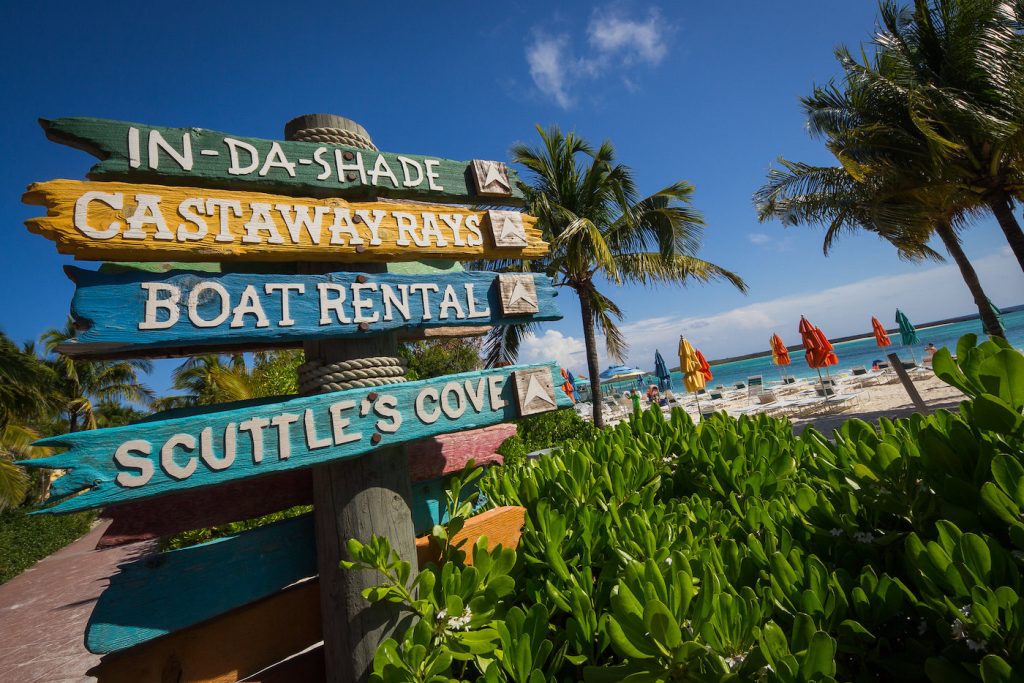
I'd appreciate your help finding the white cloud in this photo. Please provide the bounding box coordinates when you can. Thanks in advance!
[587,8,668,65]
[525,33,574,108]
[748,232,772,245]
[524,5,673,108]
[520,329,586,371]
[612,248,1024,369]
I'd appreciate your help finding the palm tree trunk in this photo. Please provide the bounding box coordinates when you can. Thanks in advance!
[577,288,605,428]
[987,192,1024,272]
[934,221,1005,338]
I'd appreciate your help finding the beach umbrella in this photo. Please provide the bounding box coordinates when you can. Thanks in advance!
[654,350,671,390]
[679,337,713,414]
[871,317,892,347]
[769,333,791,381]
[559,368,577,404]
[895,309,919,363]
[798,316,838,392]
[987,299,1004,336]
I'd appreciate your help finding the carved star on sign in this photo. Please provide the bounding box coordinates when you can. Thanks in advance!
[512,368,559,416]
[487,210,528,248]
[471,159,513,197]
[498,274,540,315]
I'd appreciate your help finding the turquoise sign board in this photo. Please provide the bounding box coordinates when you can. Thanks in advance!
[60,267,561,358]
[24,363,570,514]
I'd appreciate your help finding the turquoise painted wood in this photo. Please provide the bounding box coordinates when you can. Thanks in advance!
[41,117,525,205]
[86,471,464,655]
[60,267,560,358]
[23,364,570,514]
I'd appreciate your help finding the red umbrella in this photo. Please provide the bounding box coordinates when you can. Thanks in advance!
[871,317,892,347]
[799,316,837,394]
[695,350,713,382]
[770,333,792,382]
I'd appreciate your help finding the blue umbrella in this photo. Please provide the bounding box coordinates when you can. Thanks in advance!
[654,350,671,390]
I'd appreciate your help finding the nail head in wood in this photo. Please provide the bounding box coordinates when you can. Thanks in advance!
[487,210,528,248]
[367,392,378,401]
[511,368,559,417]
[470,160,513,197]
[346,171,358,182]
[355,274,367,283]
[497,274,540,315]
[371,433,382,445]
[354,244,366,253]
[358,322,369,331]
[343,151,355,161]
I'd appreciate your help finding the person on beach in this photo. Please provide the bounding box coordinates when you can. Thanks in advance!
[924,343,937,365]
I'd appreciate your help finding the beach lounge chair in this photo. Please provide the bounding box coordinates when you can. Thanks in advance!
[850,366,868,376]
[734,382,746,390]
[709,391,724,401]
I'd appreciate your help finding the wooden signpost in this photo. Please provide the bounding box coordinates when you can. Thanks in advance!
[24,180,546,262]
[59,267,560,357]
[20,113,565,683]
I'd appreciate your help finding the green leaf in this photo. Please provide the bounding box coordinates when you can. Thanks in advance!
[799,631,837,679]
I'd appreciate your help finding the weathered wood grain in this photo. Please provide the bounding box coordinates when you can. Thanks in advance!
[41,117,525,205]
[95,423,514,549]
[24,180,545,263]
[86,506,526,657]
[22,364,567,514]
[89,580,322,683]
[58,267,560,358]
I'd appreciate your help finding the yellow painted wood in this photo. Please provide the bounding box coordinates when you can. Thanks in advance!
[24,180,546,263]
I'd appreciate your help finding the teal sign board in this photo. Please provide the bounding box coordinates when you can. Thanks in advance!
[60,267,561,357]
[24,363,569,513]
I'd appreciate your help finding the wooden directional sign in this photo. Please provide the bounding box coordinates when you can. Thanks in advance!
[24,180,546,263]
[95,423,515,549]
[41,117,526,205]
[24,364,569,514]
[85,506,526,656]
[59,267,560,358]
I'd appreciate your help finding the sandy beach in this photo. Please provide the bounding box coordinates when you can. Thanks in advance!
[587,368,969,435]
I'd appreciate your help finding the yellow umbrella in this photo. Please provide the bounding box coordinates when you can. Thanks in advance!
[678,337,709,392]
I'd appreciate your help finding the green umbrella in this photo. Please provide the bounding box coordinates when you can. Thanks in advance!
[895,309,919,363]
[986,298,1004,336]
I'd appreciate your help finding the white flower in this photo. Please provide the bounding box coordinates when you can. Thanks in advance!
[966,639,987,652]
[446,606,473,631]
[959,605,972,618]
[725,652,747,671]
[830,528,843,537]
[436,608,448,622]
[852,531,874,543]
[665,557,673,565]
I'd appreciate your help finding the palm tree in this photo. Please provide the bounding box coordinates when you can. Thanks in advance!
[869,0,1024,270]
[756,23,1009,339]
[42,318,154,431]
[756,160,1006,337]
[0,332,57,510]
[154,350,302,410]
[482,126,746,427]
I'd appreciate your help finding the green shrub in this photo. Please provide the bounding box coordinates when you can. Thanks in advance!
[162,504,312,551]
[346,335,1024,681]
[0,508,95,584]
[498,408,596,468]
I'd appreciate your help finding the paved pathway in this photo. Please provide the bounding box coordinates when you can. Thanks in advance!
[0,520,155,682]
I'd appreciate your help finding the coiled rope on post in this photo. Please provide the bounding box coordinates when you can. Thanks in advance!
[290,119,399,396]
[290,127,379,151]
[298,356,408,394]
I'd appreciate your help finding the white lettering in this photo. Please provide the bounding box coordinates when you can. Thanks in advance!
[415,387,441,424]
[329,401,361,444]
[230,285,270,328]
[351,283,380,323]
[259,142,296,177]
[264,283,304,326]
[161,433,197,480]
[424,159,443,191]
[398,156,424,187]
[123,194,174,241]
[114,439,153,488]
[74,191,123,240]
[205,199,243,242]
[148,130,194,171]
[276,204,328,244]
[200,424,236,471]
[139,283,181,330]
[381,284,410,322]
[304,409,333,449]
[225,138,260,175]
[239,416,269,463]
[188,282,231,328]
[176,198,208,241]
[270,413,300,460]
[318,283,351,324]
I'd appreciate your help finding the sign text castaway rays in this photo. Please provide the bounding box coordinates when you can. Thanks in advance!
[24,365,570,513]
[24,181,545,262]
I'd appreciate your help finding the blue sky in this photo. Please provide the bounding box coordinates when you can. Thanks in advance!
[2,1,1022,390]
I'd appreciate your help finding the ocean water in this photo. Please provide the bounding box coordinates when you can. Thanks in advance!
[593,310,1024,397]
